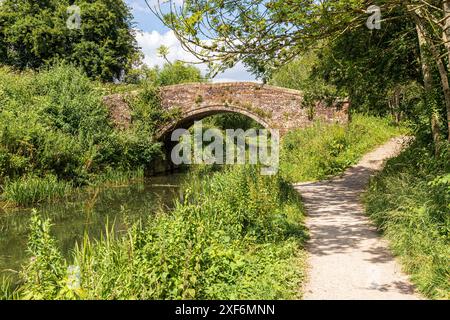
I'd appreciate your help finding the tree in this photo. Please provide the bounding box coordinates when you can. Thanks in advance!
[157,61,204,86]
[157,45,171,65]
[151,0,371,78]
[152,0,450,141]
[0,0,140,81]
[269,51,321,92]
[269,49,338,113]
[124,61,204,86]
[310,9,422,117]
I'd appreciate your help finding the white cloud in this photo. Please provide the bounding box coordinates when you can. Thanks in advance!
[135,29,256,82]
[136,30,191,66]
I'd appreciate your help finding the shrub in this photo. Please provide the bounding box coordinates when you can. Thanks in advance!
[0,65,163,204]
[156,61,205,86]
[19,211,68,300]
[14,166,308,300]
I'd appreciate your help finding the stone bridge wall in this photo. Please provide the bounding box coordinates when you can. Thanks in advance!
[103,82,349,138]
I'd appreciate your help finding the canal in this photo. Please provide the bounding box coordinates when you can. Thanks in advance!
[0,174,186,280]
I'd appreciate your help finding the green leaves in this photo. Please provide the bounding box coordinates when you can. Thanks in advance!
[157,61,204,86]
[156,0,373,78]
[0,0,139,81]
[18,210,68,299]
[14,166,307,300]
[0,64,164,201]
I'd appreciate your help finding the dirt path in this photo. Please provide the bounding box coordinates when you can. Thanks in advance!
[294,137,421,300]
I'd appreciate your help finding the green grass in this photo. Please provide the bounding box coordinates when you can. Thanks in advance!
[11,166,308,300]
[280,115,407,182]
[90,168,145,187]
[1,169,145,207]
[364,140,449,299]
[2,175,73,206]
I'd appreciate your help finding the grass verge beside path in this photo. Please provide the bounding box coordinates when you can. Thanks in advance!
[280,115,407,182]
[364,140,449,299]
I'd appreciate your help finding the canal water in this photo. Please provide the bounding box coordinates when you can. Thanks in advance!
[0,174,186,279]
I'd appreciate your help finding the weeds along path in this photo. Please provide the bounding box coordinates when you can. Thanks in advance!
[294,137,422,300]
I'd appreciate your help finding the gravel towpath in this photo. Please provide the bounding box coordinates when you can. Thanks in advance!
[294,137,421,300]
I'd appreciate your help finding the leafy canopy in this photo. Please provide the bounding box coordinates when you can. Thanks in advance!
[153,1,446,78]
[0,0,140,81]
[152,0,375,78]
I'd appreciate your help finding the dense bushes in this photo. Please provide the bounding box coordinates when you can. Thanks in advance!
[0,65,163,205]
[0,65,106,181]
[9,166,307,300]
[280,115,406,182]
[364,140,449,299]
[125,61,205,86]
[206,113,263,131]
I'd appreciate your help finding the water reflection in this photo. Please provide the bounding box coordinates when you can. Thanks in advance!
[0,174,185,276]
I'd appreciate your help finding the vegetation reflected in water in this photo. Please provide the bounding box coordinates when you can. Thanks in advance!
[0,174,185,276]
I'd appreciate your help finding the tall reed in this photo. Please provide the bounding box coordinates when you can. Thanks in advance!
[2,175,72,206]
[13,166,308,300]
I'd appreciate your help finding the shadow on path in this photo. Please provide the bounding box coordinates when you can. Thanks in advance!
[295,137,421,300]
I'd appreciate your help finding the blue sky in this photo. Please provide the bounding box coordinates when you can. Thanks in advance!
[125,0,256,82]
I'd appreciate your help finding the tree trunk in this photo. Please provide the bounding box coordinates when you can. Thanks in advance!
[390,87,401,124]
[442,1,450,142]
[430,38,450,145]
[414,16,442,151]
[415,22,433,91]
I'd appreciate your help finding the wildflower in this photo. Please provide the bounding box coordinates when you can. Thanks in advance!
[66,265,81,290]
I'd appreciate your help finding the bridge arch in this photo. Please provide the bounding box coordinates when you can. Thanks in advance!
[103,82,349,174]
[103,82,350,138]
[157,104,272,141]
[159,82,349,137]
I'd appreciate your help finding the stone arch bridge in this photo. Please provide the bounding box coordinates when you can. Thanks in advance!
[104,82,349,140]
